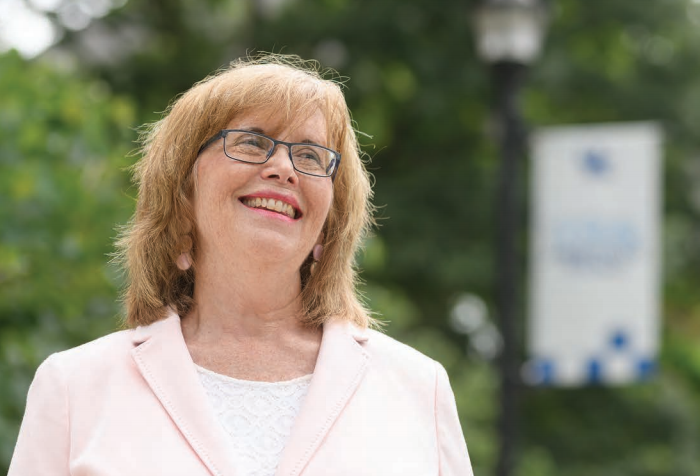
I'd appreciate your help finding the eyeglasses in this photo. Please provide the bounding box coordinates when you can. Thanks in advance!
[198,129,341,178]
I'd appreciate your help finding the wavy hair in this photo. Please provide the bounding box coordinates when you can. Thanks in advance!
[115,54,376,329]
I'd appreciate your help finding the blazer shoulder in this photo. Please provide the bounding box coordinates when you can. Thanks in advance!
[363,328,440,380]
[46,328,136,373]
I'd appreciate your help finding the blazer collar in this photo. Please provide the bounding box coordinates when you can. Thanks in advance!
[130,309,371,476]
[275,318,370,476]
[130,310,237,476]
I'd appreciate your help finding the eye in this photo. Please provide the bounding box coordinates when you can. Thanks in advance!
[292,147,322,164]
[226,133,272,161]
[232,133,268,149]
[292,147,328,174]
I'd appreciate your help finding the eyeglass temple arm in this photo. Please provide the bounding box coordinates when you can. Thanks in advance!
[329,155,341,180]
[197,131,226,156]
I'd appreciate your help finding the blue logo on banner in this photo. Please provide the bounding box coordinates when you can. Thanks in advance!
[637,359,656,380]
[531,359,555,385]
[583,329,656,384]
[527,328,656,386]
[610,329,629,351]
[581,149,612,177]
[587,359,602,383]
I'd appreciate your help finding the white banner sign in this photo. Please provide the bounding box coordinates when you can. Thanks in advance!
[526,122,662,386]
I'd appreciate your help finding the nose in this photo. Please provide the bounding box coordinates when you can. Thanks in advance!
[261,143,298,184]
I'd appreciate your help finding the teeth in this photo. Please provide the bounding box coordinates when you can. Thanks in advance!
[243,197,296,219]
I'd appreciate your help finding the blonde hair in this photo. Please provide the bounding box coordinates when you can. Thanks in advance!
[115,54,376,329]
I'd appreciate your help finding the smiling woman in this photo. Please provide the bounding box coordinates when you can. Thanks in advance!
[9,54,473,476]
[117,57,368,330]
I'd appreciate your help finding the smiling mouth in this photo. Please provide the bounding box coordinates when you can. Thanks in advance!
[241,197,300,219]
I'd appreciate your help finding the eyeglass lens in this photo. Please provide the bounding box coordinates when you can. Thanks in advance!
[224,131,336,176]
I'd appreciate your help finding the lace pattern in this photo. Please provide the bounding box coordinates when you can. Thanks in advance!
[196,365,312,476]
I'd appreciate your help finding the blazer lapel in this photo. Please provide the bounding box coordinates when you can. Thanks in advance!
[275,319,371,476]
[130,311,237,476]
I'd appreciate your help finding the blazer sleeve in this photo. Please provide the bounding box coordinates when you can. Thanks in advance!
[435,361,474,476]
[8,354,71,476]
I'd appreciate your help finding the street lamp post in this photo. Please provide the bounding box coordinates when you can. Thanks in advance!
[473,2,547,476]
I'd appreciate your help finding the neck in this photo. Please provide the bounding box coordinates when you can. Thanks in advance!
[180,253,323,381]
[182,250,312,344]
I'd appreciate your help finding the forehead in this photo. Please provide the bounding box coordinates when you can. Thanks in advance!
[226,107,329,145]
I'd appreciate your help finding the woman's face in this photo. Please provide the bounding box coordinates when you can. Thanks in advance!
[193,107,334,271]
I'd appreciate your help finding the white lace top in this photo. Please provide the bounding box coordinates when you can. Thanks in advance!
[195,365,312,476]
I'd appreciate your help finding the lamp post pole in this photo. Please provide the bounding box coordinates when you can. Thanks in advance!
[492,59,527,476]
[472,2,546,475]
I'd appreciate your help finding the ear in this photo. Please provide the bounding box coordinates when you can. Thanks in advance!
[176,252,192,271]
[311,232,325,263]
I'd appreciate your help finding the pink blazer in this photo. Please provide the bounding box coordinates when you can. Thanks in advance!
[9,310,473,476]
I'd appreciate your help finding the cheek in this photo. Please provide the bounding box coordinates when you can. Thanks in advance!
[315,186,334,222]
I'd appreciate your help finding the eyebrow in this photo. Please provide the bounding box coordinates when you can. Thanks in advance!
[242,127,322,146]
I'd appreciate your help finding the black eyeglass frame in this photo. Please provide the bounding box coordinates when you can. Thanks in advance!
[198,129,342,179]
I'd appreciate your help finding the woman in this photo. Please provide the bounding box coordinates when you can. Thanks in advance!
[9,55,473,476]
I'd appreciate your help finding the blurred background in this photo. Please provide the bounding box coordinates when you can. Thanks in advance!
[2,0,700,474]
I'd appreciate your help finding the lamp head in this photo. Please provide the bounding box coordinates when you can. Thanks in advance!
[473,0,548,65]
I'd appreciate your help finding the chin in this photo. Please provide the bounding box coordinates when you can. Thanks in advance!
[242,233,306,264]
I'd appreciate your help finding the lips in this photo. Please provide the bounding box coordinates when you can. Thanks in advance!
[239,193,302,220]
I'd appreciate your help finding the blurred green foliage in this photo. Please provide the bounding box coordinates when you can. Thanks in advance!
[0,51,136,464]
[3,0,700,474]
